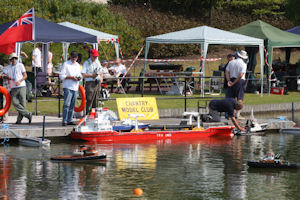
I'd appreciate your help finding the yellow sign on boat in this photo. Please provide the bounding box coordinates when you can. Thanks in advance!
[116,97,159,120]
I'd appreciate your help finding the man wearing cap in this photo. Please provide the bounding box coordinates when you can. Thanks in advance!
[225,50,248,119]
[60,51,82,126]
[3,53,32,124]
[82,49,103,115]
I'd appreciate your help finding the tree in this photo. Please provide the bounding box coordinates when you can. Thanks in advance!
[286,0,300,24]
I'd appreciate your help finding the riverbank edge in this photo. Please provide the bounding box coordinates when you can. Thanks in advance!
[159,102,300,118]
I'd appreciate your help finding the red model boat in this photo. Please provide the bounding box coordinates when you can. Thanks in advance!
[51,145,107,163]
[71,126,234,142]
[71,109,234,142]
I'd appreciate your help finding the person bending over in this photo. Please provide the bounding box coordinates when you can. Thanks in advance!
[208,98,245,131]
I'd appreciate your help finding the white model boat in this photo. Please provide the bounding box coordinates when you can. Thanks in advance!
[75,107,148,133]
[19,137,51,147]
[10,116,51,147]
[235,109,267,135]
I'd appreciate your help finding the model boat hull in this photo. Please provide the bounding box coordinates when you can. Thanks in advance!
[51,154,106,162]
[281,127,300,134]
[247,161,300,169]
[70,126,234,142]
[19,138,51,147]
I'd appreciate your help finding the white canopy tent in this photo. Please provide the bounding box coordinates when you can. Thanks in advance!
[145,26,265,95]
[58,21,120,60]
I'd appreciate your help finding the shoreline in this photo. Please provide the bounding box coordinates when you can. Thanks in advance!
[158,102,300,118]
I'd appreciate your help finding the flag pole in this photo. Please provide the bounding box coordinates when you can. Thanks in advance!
[32,8,35,41]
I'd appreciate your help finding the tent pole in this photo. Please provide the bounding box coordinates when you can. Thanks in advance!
[259,45,264,96]
[115,42,120,58]
[142,42,150,97]
[34,43,37,116]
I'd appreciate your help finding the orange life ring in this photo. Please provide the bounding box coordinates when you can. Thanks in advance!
[74,85,86,113]
[0,86,11,117]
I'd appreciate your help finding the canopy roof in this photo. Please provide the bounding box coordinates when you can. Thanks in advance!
[58,21,118,42]
[231,20,300,48]
[145,25,265,96]
[146,25,264,45]
[0,17,97,43]
[286,25,300,35]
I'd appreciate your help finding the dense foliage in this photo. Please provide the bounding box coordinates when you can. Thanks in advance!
[286,0,300,24]
[0,0,297,66]
[0,0,143,66]
[108,0,287,17]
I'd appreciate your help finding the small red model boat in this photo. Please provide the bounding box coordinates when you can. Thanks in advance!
[71,126,234,142]
[51,145,106,163]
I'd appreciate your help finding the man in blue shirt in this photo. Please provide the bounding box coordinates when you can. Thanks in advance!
[207,98,245,131]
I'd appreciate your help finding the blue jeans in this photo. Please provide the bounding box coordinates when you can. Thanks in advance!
[62,88,78,123]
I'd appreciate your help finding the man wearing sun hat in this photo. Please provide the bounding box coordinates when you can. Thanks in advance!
[82,49,103,115]
[225,50,248,119]
[3,53,32,124]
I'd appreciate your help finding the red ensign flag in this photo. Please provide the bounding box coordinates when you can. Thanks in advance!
[0,8,34,54]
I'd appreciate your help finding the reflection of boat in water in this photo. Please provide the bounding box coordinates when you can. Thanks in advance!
[71,110,234,142]
[247,153,300,169]
[51,145,106,163]
[281,126,300,134]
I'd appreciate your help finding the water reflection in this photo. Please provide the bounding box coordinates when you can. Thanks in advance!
[0,133,300,199]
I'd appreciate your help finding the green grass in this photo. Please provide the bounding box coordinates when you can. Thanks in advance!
[8,92,300,115]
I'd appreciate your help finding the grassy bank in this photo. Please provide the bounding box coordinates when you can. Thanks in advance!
[8,92,300,115]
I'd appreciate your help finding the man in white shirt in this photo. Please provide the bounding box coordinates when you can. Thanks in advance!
[32,44,42,72]
[109,58,128,93]
[60,51,82,126]
[82,49,102,115]
[3,53,32,124]
[225,50,248,119]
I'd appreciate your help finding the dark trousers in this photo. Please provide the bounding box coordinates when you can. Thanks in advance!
[228,78,245,100]
[209,107,221,122]
[85,81,99,115]
[32,67,42,73]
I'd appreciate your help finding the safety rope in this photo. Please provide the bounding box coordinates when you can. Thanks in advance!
[264,48,275,81]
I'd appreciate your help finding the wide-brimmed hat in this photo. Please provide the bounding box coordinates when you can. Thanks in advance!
[90,49,99,57]
[9,52,18,60]
[237,50,248,59]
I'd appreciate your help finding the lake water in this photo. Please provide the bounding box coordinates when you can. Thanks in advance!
[1,113,300,200]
